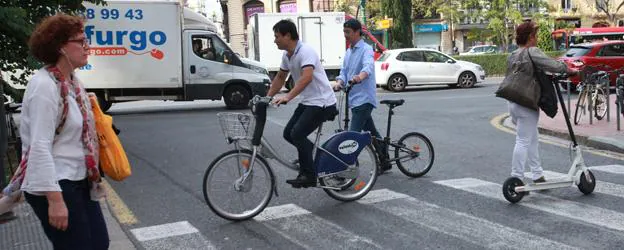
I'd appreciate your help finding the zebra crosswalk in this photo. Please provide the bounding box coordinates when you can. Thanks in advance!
[130,164,624,249]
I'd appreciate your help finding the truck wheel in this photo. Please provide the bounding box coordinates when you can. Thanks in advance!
[224,84,251,110]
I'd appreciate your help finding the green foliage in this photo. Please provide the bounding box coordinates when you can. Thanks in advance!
[382,0,413,48]
[0,0,107,86]
[454,51,565,76]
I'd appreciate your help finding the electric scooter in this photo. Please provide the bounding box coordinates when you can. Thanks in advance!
[502,73,596,203]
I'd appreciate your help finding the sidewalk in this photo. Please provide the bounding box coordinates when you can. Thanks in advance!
[0,198,136,250]
[503,94,624,153]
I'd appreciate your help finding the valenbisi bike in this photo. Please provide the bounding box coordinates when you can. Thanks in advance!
[202,95,379,221]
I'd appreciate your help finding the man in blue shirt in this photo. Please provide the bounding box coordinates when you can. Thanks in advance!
[332,19,390,173]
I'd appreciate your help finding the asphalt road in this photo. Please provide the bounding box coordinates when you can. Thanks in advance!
[106,78,624,250]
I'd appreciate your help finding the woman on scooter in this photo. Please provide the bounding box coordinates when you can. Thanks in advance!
[506,21,577,183]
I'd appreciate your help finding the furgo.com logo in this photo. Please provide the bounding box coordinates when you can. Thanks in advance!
[85,25,166,60]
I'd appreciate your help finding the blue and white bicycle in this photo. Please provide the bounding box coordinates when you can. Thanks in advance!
[203,95,379,221]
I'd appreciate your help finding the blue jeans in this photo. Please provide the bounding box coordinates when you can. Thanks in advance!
[350,103,381,138]
[25,179,110,250]
[350,103,388,160]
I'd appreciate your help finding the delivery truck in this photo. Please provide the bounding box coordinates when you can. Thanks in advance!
[78,0,270,111]
[247,12,346,89]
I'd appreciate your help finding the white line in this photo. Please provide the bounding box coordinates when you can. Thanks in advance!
[254,205,381,249]
[435,178,624,232]
[253,204,311,221]
[590,165,624,175]
[130,221,199,242]
[356,188,410,204]
[367,193,578,250]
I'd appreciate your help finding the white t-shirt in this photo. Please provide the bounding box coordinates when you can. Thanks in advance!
[280,41,336,107]
[20,68,87,194]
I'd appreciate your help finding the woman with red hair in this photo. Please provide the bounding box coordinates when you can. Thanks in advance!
[8,13,109,249]
[505,21,577,184]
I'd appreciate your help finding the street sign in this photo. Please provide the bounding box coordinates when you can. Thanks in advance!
[376,18,393,30]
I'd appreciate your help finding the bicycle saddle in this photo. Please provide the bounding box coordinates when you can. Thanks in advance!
[380,99,405,107]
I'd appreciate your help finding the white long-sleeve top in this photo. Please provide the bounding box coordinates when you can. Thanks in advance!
[20,68,87,194]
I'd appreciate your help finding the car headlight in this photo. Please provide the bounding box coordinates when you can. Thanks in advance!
[476,66,484,72]
[248,64,269,75]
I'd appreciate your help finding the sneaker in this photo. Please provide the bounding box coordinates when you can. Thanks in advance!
[377,163,392,175]
[286,174,317,188]
[533,176,546,183]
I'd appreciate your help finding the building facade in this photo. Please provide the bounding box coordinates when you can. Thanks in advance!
[219,0,337,56]
[548,0,623,28]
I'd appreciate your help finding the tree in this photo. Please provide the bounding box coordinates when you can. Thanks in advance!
[0,0,107,86]
[335,0,359,15]
[584,0,624,25]
[382,0,413,48]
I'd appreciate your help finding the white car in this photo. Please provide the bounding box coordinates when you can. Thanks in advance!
[375,48,486,92]
[460,45,498,56]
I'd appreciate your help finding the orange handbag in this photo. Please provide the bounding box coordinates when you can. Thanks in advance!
[89,94,131,181]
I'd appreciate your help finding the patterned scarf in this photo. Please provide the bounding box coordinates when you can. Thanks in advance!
[3,66,101,198]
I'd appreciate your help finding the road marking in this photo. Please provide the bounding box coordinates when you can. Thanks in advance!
[591,165,624,175]
[356,188,410,204]
[102,179,138,225]
[256,210,382,249]
[435,178,624,232]
[131,221,199,242]
[490,113,624,161]
[364,189,577,250]
[254,204,311,221]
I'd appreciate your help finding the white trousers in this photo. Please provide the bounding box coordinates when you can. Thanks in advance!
[508,102,543,180]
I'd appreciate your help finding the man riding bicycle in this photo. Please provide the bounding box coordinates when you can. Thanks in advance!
[332,19,391,173]
[267,19,337,188]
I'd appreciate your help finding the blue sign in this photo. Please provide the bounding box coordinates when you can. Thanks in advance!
[413,23,448,33]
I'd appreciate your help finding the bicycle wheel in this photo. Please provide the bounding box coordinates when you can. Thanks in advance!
[593,87,607,120]
[202,149,274,221]
[394,132,434,178]
[574,89,588,125]
[319,144,378,202]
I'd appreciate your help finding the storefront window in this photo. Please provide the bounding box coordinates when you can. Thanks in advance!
[309,0,335,12]
[244,1,264,26]
[279,0,297,13]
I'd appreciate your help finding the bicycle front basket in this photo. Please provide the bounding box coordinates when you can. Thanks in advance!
[217,112,255,143]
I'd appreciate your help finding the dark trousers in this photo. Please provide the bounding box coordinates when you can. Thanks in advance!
[350,103,387,158]
[350,103,381,138]
[283,104,327,176]
[25,179,109,250]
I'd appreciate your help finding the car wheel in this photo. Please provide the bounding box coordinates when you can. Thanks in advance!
[388,74,407,92]
[458,72,476,88]
[224,84,251,109]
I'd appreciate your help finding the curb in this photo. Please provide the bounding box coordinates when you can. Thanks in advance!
[500,114,624,154]
[102,198,137,250]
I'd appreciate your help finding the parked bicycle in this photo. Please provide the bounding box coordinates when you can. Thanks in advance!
[616,68,624,118]
[574,65,611,125]
[202,95,379,221]
[334,81,434,177]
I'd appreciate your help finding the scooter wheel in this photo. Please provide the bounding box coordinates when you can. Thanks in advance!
[578,170,596,195]
[502,177,525,203]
